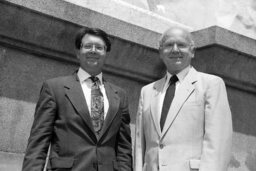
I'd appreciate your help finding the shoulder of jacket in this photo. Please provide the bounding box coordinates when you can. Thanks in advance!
[197,72,223,81]
[44,75,73,86]
[141,78,163,92]
[196,72,225,88]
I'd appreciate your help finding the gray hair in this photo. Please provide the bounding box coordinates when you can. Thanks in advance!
[159,26,195,48]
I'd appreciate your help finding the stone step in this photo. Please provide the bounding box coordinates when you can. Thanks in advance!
[0,151,23,171]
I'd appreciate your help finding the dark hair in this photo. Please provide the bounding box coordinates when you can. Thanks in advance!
[75,27,111,52]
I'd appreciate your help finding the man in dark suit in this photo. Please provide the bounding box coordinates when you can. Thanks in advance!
[22,27,132,171]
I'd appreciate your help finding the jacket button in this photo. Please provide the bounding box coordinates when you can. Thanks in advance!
[159,144,164,149]
[93,162,97,169]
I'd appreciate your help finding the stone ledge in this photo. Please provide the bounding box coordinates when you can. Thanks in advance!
[0,0,255,94]
[1,27,255,93]
[0,34,77,64]
[0,34,159,84]
[2,1,256,58]
[193,26,256,58]
[3,0,190,49]
[4,0,256,58]
[216,73,256,95]
[0,151,24,171]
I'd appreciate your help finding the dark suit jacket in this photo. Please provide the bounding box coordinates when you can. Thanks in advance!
[22,73,132,171]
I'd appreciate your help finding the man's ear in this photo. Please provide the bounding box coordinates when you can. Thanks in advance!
[190,45,196,58]
[158,41,164,54]
[75,50,80,59]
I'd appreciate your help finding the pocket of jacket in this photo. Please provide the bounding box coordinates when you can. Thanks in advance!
[47,157,74,169]
[142,163,147,171]
[189,159,200,170]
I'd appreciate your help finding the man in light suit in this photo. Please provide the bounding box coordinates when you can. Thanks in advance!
[134,26,232,171]
[22,27,132,171]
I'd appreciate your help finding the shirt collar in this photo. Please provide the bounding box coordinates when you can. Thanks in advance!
[77,67,103,84]
[166,65,191,84]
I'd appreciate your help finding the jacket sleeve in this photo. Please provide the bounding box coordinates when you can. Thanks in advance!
[200,77,233,171]
[134,89,145,171]
[22,81,56,171]
[116,90,133,171]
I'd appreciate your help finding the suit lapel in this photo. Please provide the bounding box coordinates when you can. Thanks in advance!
[64,74,96,137]
[161,68,198,137]
[98,81,120,140]
[150,77,166,137]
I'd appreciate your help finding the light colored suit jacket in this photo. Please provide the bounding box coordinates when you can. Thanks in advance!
[135,67,232,171]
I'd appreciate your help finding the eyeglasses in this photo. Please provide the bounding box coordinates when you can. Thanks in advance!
[160,42,191,52]
[80,43,106,52]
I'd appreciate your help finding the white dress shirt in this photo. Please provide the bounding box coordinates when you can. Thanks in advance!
[158,66,191,121]
[77,67,109,118]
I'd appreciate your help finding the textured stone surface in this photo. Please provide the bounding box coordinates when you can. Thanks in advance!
[0,45,77,102]
[193,46,256,93]
[229,133,256,171]
[0,97,34,153]
[192,26,256,57]
[0,0,79,58]
[0,152,24,171]
[194,46,256,137]
[4,0,190,49]
[122,0,256,40]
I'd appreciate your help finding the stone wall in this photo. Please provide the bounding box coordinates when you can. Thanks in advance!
[0,1,256,171]
[121,0,256,40]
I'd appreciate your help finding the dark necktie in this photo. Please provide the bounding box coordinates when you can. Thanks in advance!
[90,76,104,134]
[160,75,178,131]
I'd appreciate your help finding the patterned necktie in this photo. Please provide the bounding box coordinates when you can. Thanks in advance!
[90,76,104,134]
[160,75,178,131]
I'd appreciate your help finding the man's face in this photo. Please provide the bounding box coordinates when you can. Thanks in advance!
[159,28,194,74]
[77,34,107,76]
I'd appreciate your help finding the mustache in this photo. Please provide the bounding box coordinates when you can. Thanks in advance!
[169,52,183,57]
[87,51,100,55]
[83,51,101,57]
